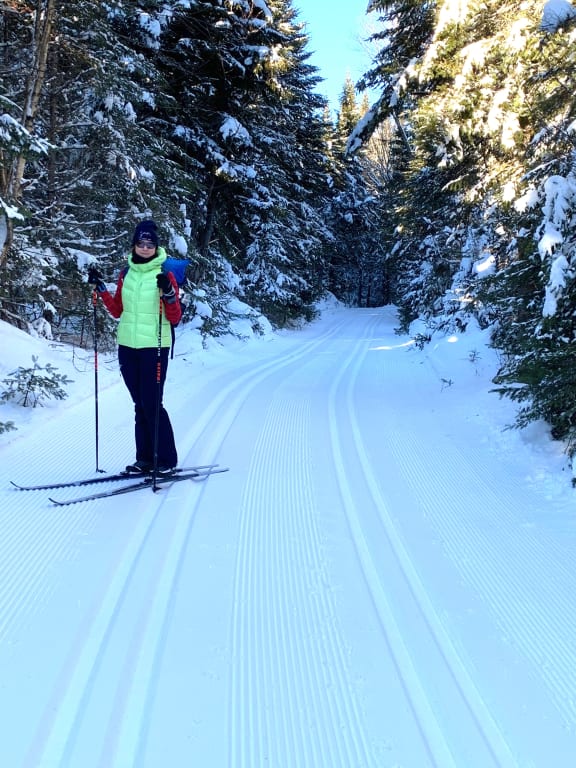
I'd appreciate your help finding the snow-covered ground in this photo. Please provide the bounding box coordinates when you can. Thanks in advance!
[1,302,576,767]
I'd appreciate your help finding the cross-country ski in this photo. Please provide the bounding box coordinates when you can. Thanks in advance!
[10,464,221,491]
[48,465,229,505]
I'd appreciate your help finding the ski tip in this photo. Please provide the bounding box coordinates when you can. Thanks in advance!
[49,496,77,506]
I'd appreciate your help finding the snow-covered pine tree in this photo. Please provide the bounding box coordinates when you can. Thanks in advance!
[0,0,53,330]
[490,6,576,454]
[1,0,193,341]
[0,0,382,341]
[156,0,333,326]
[236,0,333,324]
[356,1,540,331]
[327,77,389,307]
[0,0,54,264]
[359,0,576,458]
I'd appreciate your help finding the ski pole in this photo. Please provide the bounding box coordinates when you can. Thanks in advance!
[152,294,163,491]
[92,289,104,473]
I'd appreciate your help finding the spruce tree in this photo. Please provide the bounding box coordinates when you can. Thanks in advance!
[0,0,344,339]
[328,76,388,307]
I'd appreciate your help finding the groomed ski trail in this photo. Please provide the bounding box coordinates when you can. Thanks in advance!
[1,307,576,767]
[4,315,349,768]
[327,311,516,767]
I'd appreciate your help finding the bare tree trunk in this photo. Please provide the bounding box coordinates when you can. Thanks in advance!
[198,179,217,258]
[391,108,412,156]
[0,0,55,266]
[357,272,363,307]
[47,44,59,208]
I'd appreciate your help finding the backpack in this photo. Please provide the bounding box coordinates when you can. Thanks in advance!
[121,257,190,358]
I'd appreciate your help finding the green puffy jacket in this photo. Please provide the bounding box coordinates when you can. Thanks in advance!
[117,248,174,349]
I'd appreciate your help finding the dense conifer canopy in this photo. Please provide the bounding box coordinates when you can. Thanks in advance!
[4,0,576,454]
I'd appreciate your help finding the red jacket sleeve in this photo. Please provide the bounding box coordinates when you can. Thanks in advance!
[163,272,182,325]
[100,274,124,319]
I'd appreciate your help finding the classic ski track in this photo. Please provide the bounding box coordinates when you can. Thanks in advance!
[0,505,99,642]
[27,318,349,767]
[328,312,518,768]
[25,488,180,767]
[229,394,374,768]
[383,415,576,728]
[154,316,350,468]
[374,346,576,728]
[404,346,575,557]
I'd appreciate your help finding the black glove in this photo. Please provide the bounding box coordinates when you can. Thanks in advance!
[87,266,107,293]
[157,272,175,301]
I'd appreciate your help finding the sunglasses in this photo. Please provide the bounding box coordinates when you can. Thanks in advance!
[135,240,156,250]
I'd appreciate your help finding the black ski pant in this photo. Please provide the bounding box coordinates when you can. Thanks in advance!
[118,345,178,468]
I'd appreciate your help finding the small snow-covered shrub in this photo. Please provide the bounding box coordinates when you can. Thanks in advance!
[1,356,73,408]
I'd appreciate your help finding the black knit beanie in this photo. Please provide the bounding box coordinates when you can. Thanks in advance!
[132,220,159,246]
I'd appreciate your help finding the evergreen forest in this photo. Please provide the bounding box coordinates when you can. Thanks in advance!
[3,0,576,455]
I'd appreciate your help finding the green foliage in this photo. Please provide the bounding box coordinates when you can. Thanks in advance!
[1,356,73,408]
[493,339,576,450]
[0,421,17,435]
[491,251,576,454]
